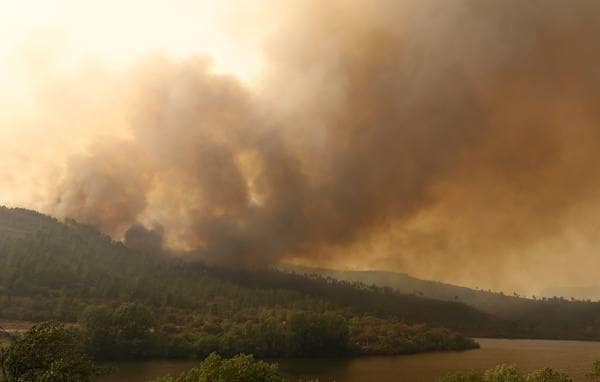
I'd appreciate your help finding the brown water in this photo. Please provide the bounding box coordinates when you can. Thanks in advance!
[97,338,600,381]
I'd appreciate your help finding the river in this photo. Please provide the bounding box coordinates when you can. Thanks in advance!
[97,338,600,381]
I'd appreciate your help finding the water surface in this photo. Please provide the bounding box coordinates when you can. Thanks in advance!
[98,338,600,381]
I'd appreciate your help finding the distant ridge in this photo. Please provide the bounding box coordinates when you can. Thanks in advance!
[284,264,600,337]
[282,264,535,318]
[540,286,600,301]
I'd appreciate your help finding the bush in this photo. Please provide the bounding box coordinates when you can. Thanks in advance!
[4,321,101,382]
[525,368,572,382]
[483,365,524,382]
[441,367,572,382]
[151,353,285,382]
[440,370,483,382]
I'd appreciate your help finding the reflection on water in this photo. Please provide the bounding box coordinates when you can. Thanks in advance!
[97,338,600,382]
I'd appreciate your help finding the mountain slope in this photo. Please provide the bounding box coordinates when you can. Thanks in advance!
[4,206,600,341]
[290,266,600,340]
[286,266,536,318]
[0,206,501,337]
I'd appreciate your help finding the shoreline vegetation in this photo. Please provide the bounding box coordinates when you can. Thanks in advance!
[439,363,600,382]
[2,323,600,382]
[151,358,600,382]
[0,319,478,381]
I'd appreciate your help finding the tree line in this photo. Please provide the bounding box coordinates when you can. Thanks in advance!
[78,303,476,360]
[1,321,599,382]
[440,362,600,382]
[0,310,476,381]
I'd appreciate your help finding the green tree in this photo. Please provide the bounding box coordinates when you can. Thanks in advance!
[526,368,572,382]
[80,303,155,360]
[286,312,349,357]
[80,305,115,359]
[484,365,524,382]
[439,370,483,381]
[1,324,13,381]
[112,303,155,358]
[1,341,8,381]
[151,353,285,382]
[4,321,100,382]
[587,361,600,382]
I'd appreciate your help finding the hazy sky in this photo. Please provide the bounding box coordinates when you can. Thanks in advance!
[2,0,600,295]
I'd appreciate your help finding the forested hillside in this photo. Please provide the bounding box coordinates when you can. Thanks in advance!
[290,267,600,340]
[0,207,494,332]
[0,206,492,361]
[288,266,543,318]
[3,206,600,344]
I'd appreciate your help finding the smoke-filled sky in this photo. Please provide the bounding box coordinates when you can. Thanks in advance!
[2,0,600,294]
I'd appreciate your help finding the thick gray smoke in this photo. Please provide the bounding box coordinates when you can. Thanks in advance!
[47,0,600,291]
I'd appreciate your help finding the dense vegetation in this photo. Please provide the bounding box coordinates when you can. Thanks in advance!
[0,207,480,361]
[0,208,489,328]
[439,363,591,382]
[4,207,600,342]
[150,353,286,382]
[2,321,599,382]
[0,319,475,381]
[0,322,101,382]
[291,267,600,340]
[76,303,476,360]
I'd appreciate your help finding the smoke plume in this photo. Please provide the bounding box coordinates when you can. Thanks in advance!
[4,0,600,292]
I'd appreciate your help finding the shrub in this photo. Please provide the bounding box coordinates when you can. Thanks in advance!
[4,321,101,382]
[525,368,572,382]
[440,370,483,381]
[483,365,524,382]
[151,353,285,382]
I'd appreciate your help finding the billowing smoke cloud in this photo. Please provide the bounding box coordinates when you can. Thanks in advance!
[6,0,600,292]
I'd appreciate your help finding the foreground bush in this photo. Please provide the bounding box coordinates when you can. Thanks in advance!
[440,370,483,382]
[2,321,101,382]
[484,365,524,382]
[151,353,285,382]
[525,368,572,382]
[440,364,573,382]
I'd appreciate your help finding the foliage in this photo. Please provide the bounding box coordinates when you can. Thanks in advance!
[5,197,600,346]
[587,360,600,382]
[80,303,154,360]
[3,321,100,382]
[440,370,483,382]
[151,353,284,382]
[440,366,573,382]
[0,207,481,360]
[349,316,479,355]
[286,312,349,357]
[77,302,471,360]
[0,208,489,329]
[525,368,572,382]
[0,341,8,382]
[483,365,524,382]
